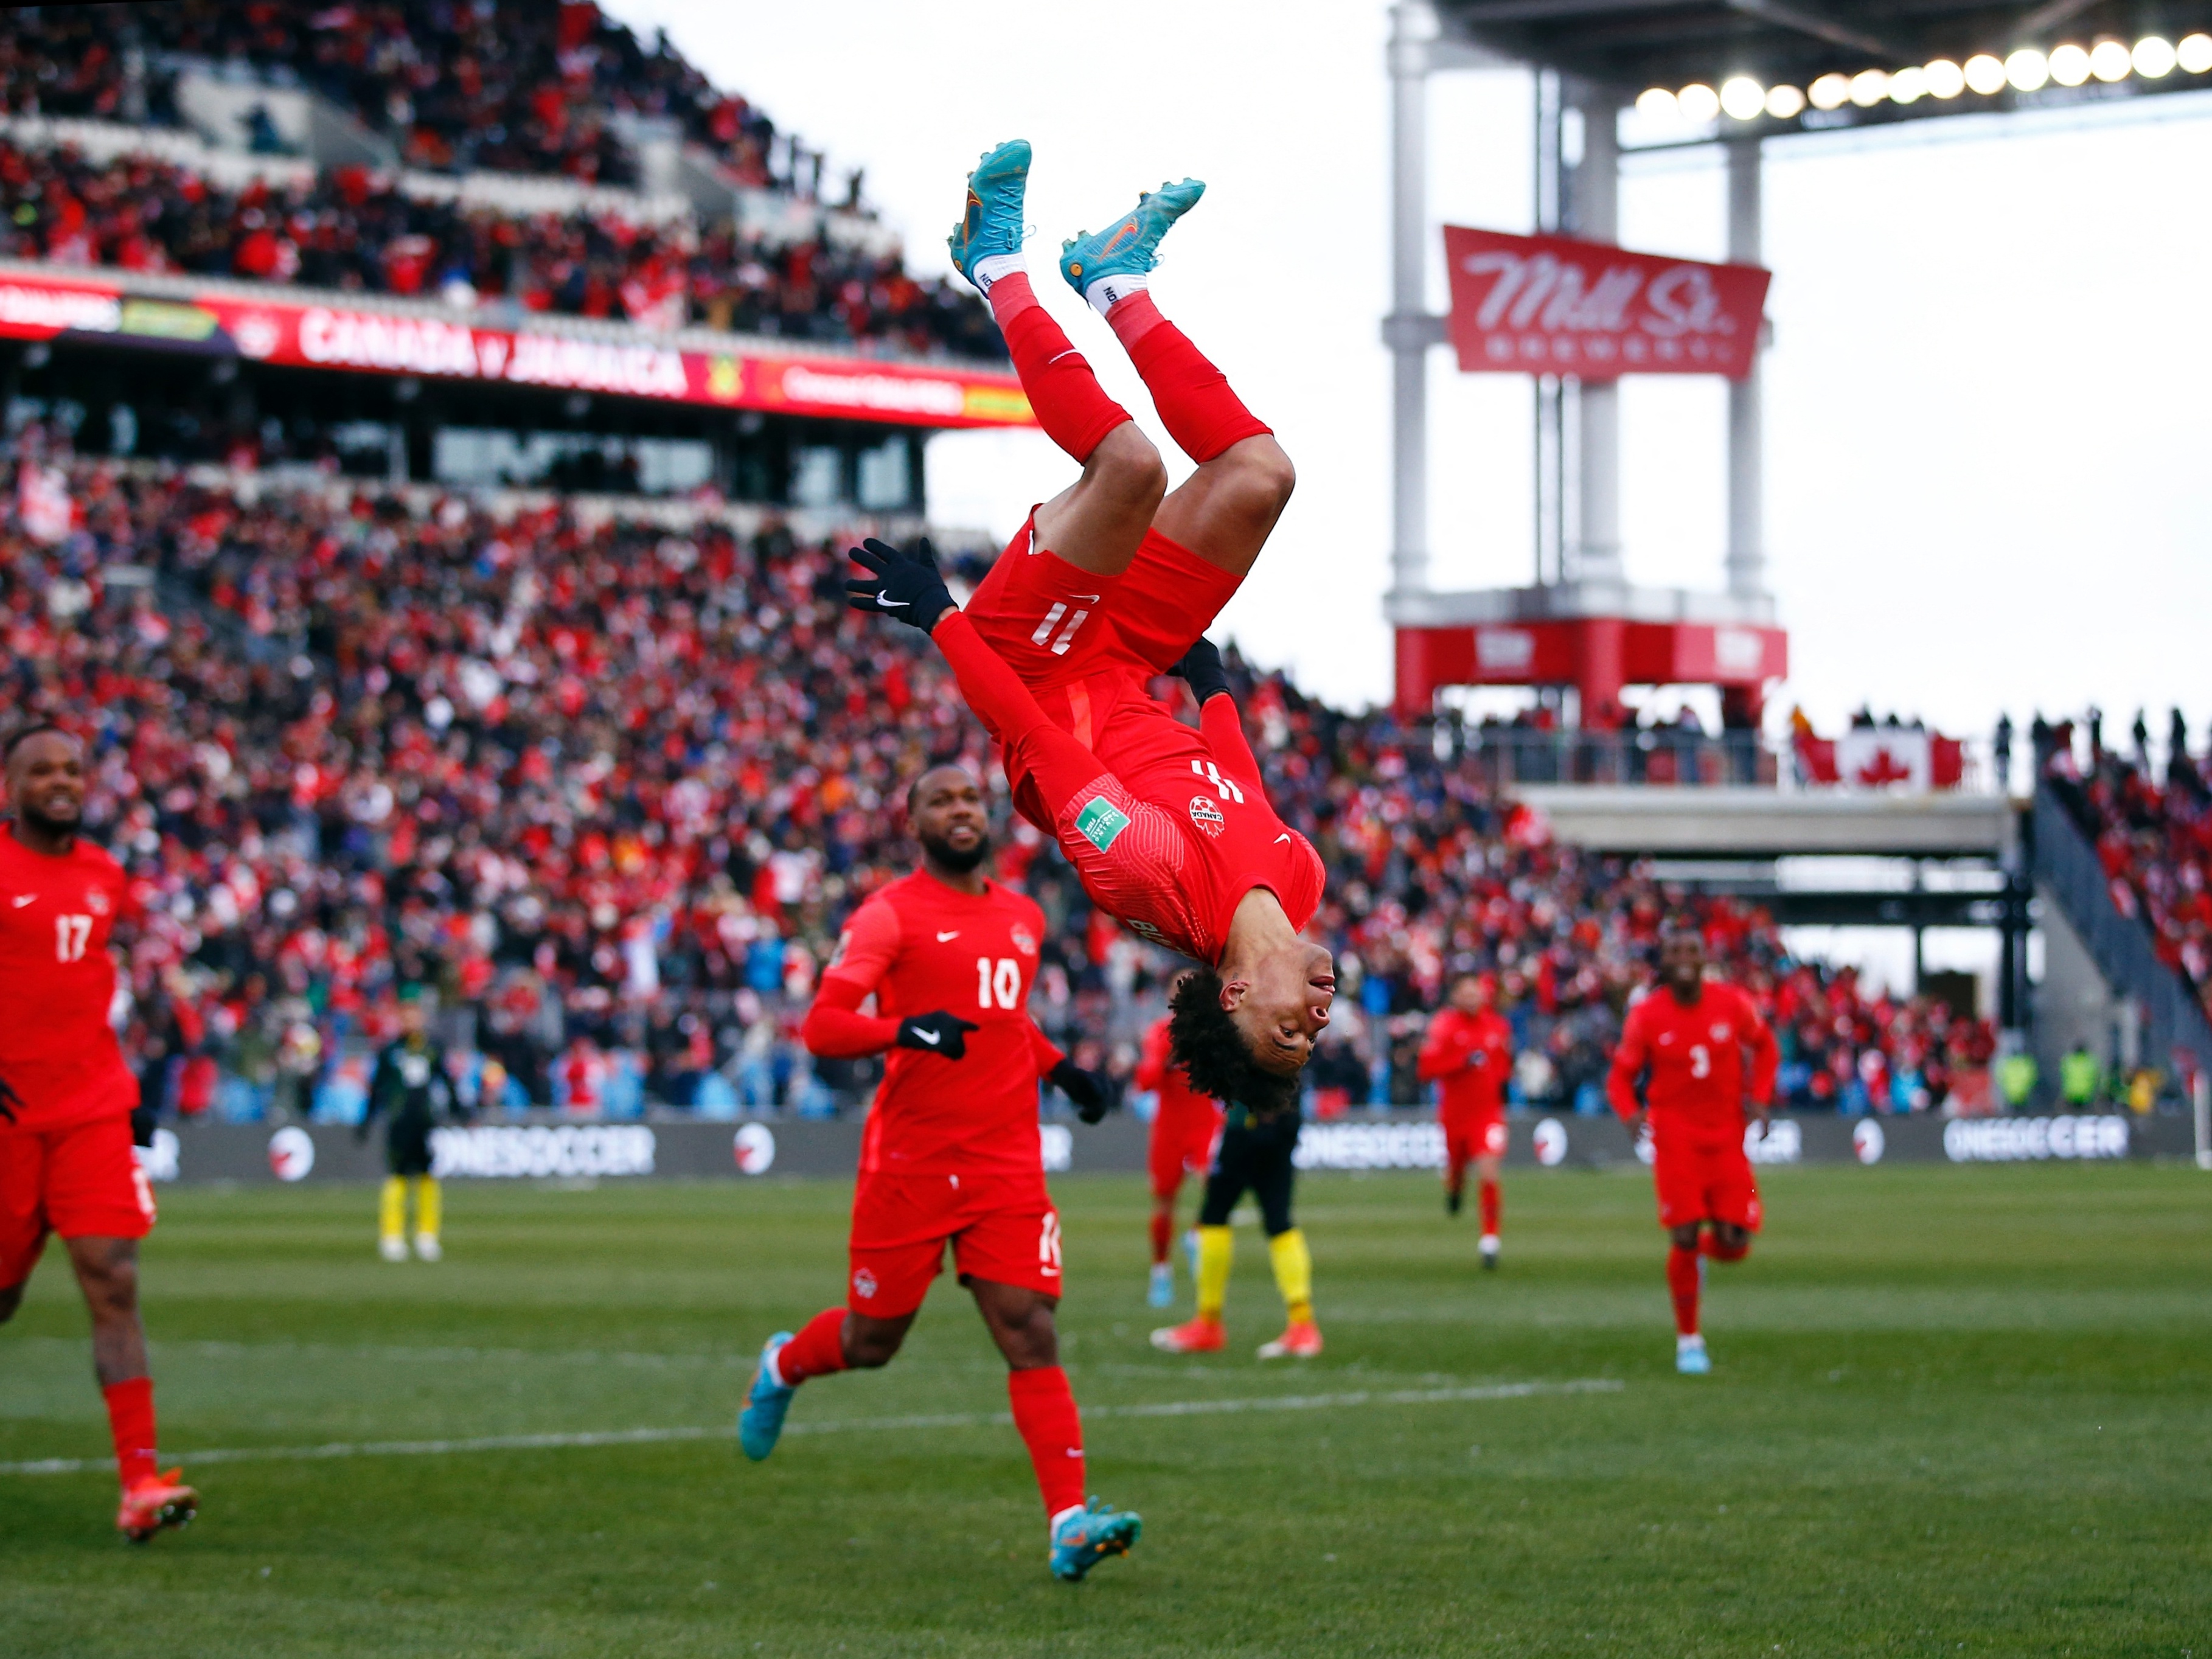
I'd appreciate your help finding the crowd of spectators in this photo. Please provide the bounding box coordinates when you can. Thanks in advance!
[0,136,1003,360]
[1,441,1995,1125]
[0,1,818,194]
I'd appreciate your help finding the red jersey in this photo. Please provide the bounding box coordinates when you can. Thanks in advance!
[1605,981,1779,1147]
[0,827,138,1132]
[1417,1007,1514,1121]
[935,614,1324,964]
[802,871,1063,1179]
[1135,1014,1221,1132]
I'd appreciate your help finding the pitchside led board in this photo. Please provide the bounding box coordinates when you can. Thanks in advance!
[1441,226,1772,380]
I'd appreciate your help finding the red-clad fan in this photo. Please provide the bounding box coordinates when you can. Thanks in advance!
[0,725,197,1541]
[1417,970,1514,1266]
[1133,1012,1223,1308]
[1606,925,1780,1376]
[734,765,1139,1584]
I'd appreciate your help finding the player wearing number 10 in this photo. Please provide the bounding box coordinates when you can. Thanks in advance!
[737,765,1139,1582]
[0,725,198,1542]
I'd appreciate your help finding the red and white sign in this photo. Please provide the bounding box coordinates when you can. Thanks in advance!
[1795,728,1967,790]
[0,271,1034,431]
[1442,226,1772,381]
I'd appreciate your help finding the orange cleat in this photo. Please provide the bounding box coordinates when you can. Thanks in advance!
[1257,1319,1324,1360]
[1149,1315,1225,1354]
[117,1469,198,1543]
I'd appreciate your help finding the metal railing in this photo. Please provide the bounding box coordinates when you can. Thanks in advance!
[1432,727,2001,793]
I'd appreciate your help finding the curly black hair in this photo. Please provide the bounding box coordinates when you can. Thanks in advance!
[1166,967,1303,1119]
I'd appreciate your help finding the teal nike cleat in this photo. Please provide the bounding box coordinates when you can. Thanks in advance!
[1057,178,1205,296]
[1675,1336,1711,1376]
[738,1332,795,1461]
[947,139,1032,285]
[1147,1262,1174,1308]
[1050,1495,1143,1582]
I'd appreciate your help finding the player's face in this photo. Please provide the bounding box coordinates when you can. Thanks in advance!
[6,732,86,832]
[1449,975,1487,1014]
[1231,941,1335,1076]
[1660,931,1706,996]
[911,768,990,872]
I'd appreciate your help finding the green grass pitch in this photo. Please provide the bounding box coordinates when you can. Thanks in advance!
[2,1163,2208,1657]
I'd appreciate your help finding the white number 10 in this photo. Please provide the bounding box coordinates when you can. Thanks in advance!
[976,957,1021,1010]
[55,914,91,962]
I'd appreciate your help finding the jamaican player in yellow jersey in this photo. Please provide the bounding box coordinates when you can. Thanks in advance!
[358,989,464,1262]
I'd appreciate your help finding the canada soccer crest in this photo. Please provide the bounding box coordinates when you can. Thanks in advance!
[852,1267,878,1299]
[1188,795,1225,838]
[1010,923,1037,957]
[85,888,110,916]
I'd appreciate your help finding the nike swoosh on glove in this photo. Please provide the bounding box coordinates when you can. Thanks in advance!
[846,537,956,633]
[1167,636,1229,705]
[1049,1059,1110,1124]
[896,1010,981,1059]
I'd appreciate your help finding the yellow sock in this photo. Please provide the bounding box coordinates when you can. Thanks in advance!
[412,1175,440,1239]
[1195,1225,1234,1320]
[378,1177,406,1242]
[1268,1228,1313,1325]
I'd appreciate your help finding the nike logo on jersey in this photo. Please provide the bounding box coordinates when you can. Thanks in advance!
[912,1029,941,1046]
[8,894,33,907]
[936,930,960,942]
[1275,833,1292,844]
[1069,593,1101,602]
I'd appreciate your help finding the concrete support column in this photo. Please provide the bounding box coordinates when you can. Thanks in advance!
[1386,0,1437,608]
[1570,85,1622,586]
[1726,136,1767,600]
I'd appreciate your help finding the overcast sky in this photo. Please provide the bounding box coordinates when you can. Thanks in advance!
[607,0,2212,739]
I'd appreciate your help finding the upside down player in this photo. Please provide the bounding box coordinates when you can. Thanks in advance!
[1606,925,1779,1375]
[736,765,1138,1582]
[1133,1011,1222,1307]
[846,139,1333,1119]
[0,725,197,1540]
[1417,970,1514,1265]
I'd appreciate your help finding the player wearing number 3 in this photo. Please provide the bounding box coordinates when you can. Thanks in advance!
[737,765,1140,1582]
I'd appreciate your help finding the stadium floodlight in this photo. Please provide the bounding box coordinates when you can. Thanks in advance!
[2133,37,2178,77]
[2048,44,2093,86]
[1887,65,1927,103]
[2005,47,2050,91]
[1964,54,2009,94]
[1923,59,1966,99]
[1720,75,1767,119]
[1677,82,1722,121]
[1636,86,1680,119]
[2182,33,2212,74]
[2089,39,2133,81]
[1849,69,1889,106]
[1764,83,1806,119]
[1808,72,1851,110]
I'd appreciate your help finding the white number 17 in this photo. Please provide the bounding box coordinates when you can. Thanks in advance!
[55,914,91,962]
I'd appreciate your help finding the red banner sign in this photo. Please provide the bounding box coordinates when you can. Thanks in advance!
[0,270,1034,430]
[1441,227,1772,381]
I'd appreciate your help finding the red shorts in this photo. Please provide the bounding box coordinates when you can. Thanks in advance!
[0,1115,156,1286]
[1443,1110,1508,1169]
[966,513,1240,693]
[1652,1136,1762,1232]
[1148,1107,1223,1200]
[846,1172,1060,1320]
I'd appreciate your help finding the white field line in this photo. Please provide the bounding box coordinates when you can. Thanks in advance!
[0,1377,1622,1477]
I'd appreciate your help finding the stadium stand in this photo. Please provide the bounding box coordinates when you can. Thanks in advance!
[0,444,1994,1124]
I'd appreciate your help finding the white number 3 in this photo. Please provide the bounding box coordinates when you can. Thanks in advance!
[54,914,91,962]
[1689,1043,1711,1079]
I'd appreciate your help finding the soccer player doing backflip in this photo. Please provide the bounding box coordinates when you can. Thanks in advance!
[846,139,1334,1119]
[736,765,1133,1582]
[1607,925,1779,1374]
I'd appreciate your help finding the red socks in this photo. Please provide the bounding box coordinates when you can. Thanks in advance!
[1149,1211,1173,1266]
[1007,1365,1086,1519]
[1111,297,1273,464]
[775,1307,850,1385]
[1478,1179,1501,1237]
[103,1377,158,1491]
[1666,1245,1702,1337]
[986,273,1131,463]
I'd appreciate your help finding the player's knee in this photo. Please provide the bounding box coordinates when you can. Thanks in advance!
[1086,422,1168,512]
[82,1258,139,1321]
[1240,439,1296,513]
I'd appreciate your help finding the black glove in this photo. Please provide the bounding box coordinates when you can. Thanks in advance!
[846,537,956,634]
[1049,1058,1110,1124]
[0,1071,19,1125]
[130,1104,155,1147]
[895,1010,979,1060]
[1168,636,1229,704]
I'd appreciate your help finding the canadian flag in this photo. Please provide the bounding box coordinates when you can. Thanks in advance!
[16,464,74,544]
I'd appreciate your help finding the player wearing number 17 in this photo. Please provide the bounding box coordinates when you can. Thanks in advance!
[0,725,197,1542]
[737,765,1139,1582]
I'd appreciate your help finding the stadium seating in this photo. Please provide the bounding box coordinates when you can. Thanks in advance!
[0,445,1991,1122]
